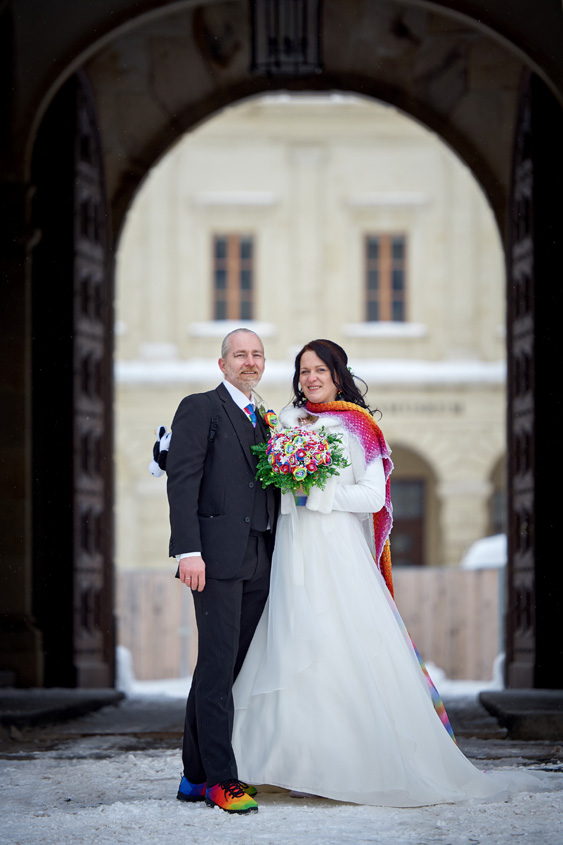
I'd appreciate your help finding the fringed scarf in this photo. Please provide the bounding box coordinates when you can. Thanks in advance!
[305,399,457,744]
[305,400,394,597]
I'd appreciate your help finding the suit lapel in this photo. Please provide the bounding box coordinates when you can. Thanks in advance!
[255,409,270,443]
[254,409,276,526]
[217,383,256,473]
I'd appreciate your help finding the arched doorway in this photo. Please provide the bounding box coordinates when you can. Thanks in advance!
[112,90,504,680]
[390,445,440,569]
[12,0,563,688]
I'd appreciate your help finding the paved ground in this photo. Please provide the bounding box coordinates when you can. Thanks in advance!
[2,689,562,766]
[1,692,562,845]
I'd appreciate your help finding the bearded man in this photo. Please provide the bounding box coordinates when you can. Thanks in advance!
[167,328,277,814]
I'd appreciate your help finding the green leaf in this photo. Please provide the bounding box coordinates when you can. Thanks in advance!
[251,427,350,495]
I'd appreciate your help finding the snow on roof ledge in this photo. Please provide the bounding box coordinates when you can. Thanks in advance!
[188,321,277,338]
[343,322,427,339]
[347,192,429,207]
[353,359,505,385]
[115,357,506,387]
[193,192,278,207]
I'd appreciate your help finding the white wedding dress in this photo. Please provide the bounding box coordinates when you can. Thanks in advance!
[232,407,541,807]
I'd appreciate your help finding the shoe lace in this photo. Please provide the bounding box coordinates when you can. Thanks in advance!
[220,779,246,799]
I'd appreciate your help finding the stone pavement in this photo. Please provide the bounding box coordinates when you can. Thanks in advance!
[0,688,562,773]
[0,688,125,731]
[480,690,563,741]
[2,689,563,845]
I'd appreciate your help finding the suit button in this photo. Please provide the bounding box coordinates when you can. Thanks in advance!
[244,516,251,523]
[248,482,254,488]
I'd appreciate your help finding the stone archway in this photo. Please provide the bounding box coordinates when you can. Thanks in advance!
[5,0,563,688]
[84,0,559,687]
[83,1,527,241]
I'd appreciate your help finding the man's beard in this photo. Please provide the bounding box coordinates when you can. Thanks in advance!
[237,372,261,390]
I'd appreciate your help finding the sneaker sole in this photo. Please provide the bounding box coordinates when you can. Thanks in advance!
[177,791,206,802]
[204,797,258,814]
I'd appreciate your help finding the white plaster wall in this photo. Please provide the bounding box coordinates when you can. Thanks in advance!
[115,93,505,574]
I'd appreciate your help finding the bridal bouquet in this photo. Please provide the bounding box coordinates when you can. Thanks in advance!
[252,427,349,495]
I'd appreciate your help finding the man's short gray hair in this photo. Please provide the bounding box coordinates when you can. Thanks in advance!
[220,328,262,359]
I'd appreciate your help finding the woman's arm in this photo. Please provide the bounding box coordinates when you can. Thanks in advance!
[306,433,386,514]
[332,455,385,513]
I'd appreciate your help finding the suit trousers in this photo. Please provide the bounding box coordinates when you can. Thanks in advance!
[182,533,271,784]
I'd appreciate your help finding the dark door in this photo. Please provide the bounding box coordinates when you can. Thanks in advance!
[31,71,115,687]
[505,71,563,688]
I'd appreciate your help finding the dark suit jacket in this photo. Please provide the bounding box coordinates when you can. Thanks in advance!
[167,383,277,579]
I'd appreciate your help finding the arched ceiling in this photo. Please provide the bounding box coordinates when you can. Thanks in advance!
[80,0,525,237]
[9,0,563,238]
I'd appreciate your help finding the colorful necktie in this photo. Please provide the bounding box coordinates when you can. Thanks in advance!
[245,403,257,428]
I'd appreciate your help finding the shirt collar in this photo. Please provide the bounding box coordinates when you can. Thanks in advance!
[222,379,256,412]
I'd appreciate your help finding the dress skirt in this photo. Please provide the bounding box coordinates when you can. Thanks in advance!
[232,505,538,807]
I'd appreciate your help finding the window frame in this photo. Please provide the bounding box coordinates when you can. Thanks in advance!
[212,233,255,321]
[364,233,407,322]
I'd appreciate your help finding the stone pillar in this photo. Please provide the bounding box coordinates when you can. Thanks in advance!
[437,479,492,568]
[0,181,43,686]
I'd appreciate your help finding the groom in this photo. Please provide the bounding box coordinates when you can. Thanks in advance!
[167,328,277,814]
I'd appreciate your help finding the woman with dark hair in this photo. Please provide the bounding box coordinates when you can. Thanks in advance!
[291,338,374,411]
[231,339,539,806]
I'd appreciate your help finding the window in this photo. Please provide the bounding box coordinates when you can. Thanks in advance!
[390,479,425,566]
[365,234,406,322]
[213,234,254,320]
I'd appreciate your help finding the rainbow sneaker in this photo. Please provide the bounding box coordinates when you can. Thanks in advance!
[177,776,206,802]
[239,781,258,797]
[205,779,259,813]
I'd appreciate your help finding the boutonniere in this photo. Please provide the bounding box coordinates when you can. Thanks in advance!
[258,405,279,430]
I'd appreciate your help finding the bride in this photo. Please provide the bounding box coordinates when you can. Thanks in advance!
[232,338,537,807]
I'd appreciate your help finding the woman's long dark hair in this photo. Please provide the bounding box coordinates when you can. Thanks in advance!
[291,339,379,416]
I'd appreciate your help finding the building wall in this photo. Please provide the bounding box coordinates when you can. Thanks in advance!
[115,94,505,592]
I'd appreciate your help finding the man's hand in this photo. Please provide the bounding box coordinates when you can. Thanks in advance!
[179,555,206,592]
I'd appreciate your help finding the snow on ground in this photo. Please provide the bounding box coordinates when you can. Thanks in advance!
[2,748,563,845]
[3,669,562,845]
[124,663,504,701]
[128,673,498,701]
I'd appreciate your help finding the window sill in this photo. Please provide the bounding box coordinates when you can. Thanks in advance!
[342,322,428,339]
[193,192,279,207]
[188,320,277,338]
[347,192,429,208]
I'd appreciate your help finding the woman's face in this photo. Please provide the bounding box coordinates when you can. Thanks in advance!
[299,350,339,404]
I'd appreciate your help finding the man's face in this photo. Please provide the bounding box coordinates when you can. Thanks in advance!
[219,332,265,397]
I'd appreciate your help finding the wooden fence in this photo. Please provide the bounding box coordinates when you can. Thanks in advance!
[393,567,503,680]
[117,566,503,681]
[116,570,198,681]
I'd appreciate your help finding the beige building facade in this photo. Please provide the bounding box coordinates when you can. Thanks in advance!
[115,93,505,585]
